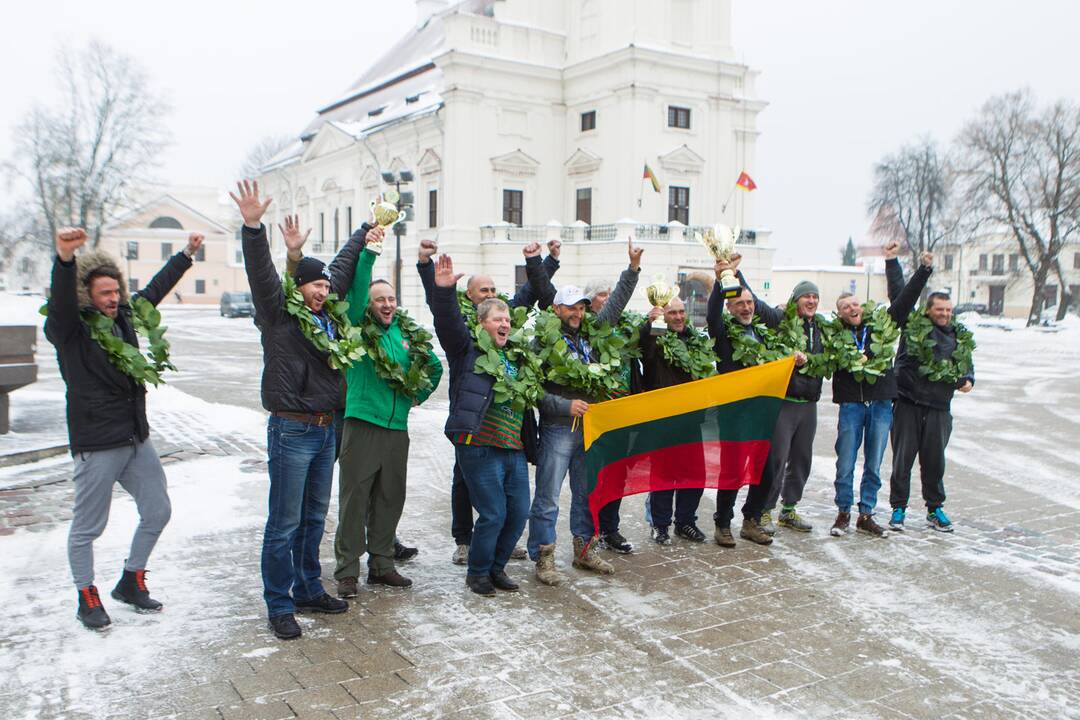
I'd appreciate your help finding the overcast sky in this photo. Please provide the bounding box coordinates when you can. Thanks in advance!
[2,1,1076,263]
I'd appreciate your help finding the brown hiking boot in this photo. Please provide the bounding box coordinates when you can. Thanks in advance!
[830,511,851,537]
[367,569,413,587]
[336,576,358,598]
[572,536,615,575]
[856,513,889,538]
[739,517,774,545]
[714,525,736,548]
[534,543,566,586]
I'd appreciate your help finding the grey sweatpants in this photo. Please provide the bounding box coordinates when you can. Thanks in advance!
[764,400,818,511]
[68,439,171,589]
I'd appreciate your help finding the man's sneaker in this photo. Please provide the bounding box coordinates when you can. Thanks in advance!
[367,569,413,587]
[739,517,774,545]
[510,545,528,560]
[111,569,162,612]
[336,577,358,598]
[451,544,469,566]
[830,511,851,537]
[759,510,777,536]
[77,586,111,630]
[535,543,566,586]
[600,531,633,554]
[295,593,349,614]
[927,507,954,533]
[269,613,301,640]
[856,513,889,538]
[465,574,496,597]
[572,536,615,575]
[778,507,813,532]
[674,523,706,543]
[889,507,907,532]
[489,570,520,591]
[394,540,419,561]
[714,525,736,548]
[652,526,672,545]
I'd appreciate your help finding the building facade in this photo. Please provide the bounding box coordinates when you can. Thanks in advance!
[256,0,771,325]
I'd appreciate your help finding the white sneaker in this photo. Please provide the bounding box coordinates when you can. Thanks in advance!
[451,544,469,565]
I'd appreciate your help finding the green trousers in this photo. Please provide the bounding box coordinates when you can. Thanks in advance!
[334,418,410,577]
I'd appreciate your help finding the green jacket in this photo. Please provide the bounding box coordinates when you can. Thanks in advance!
[344,248,442,430]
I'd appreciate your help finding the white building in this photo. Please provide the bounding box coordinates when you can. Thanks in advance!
[256,0,770,326]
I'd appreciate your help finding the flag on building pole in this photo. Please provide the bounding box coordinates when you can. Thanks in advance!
[583,357,794,535]
[643,163,662,193]
[735,171,757,192]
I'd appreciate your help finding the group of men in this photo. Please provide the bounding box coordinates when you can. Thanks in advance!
[47,177,974,629]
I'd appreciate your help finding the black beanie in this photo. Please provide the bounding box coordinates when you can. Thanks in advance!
[294,257,331,287]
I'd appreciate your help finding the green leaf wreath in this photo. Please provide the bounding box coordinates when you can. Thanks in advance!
[904,309,975,383]
[456,289,532,330]
[360,308,436,398]
[471,323,545,412]
[282,275,366,371]
[821,302,900,384]
[533,310,633,399]
[723,312,787,367]
[40,297,176,386]
[655,327,717,380]
[775,302,833,379]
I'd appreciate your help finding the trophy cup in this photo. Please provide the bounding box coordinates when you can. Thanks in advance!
[368,192,407,255]
[645,276,679,330]
[697,225,742,299]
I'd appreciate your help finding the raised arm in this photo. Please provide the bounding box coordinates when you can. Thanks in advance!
[44,228,87,343]
[706,280,725,339]
[596,237,643,325]
[510,242,554,310]
[328,223,376,297]
[888,252,933,326]
[230,180,282,323]
[345,247,377,326]
[136,232,198,307]
[428,255,471,359]
[415,237,439,306]
[734,268,782,328]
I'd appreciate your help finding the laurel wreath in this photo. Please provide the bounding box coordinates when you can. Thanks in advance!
[471,323,545,412]
[282,275,365,371]
[774,302,832,379]
[904,309,975,384]
[723,312,787,367]
[821,302,901,384]
[655,327,717,380]
[360,308,436,398]
[534,310,634,398]
[456,289,532,330]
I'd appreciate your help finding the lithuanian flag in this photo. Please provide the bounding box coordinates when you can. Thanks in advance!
[643,163,662,193]
[583,357,794,534]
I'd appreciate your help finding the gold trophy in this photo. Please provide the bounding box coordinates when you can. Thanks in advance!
[697,224,742,299]
[368,192,406,255]
[645,275,679,330]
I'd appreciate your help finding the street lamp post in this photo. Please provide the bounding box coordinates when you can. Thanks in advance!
[380,170,414,304]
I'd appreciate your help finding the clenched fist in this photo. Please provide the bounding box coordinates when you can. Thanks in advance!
[56,227,88,262]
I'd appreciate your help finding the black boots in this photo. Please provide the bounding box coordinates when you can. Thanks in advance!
[269,613,302,640]
[111,568,163,612]
[77,585,112,630]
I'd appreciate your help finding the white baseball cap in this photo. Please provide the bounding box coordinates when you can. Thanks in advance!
[553,285,590,307]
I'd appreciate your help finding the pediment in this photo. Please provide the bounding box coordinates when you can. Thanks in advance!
[301,124,356,162]
[359,165,380,189]
[417,148,442,175]
[321,178,340,192]
[564,148,601,176]
[658,144,705,174]
[491,149,540,177]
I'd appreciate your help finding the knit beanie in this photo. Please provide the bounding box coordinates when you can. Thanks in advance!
[294,257,331,287]
[790,280,820,302]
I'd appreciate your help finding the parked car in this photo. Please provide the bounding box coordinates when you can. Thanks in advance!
[220,291,254,318]
[954,303,988,315]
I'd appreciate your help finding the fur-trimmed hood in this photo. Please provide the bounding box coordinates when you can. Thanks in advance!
[75,249,130,309]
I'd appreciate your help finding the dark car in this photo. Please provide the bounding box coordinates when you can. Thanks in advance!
[220,291,255,318]
[954,303,988,315]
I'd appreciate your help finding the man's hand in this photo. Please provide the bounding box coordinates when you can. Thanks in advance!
[523,241,542,258]
[794,351,808,367]
[883,240,901,260]
[279,215,311,260]
[547,238,562,259]
[434,254,464,288]
[185,232,205,257]
[648,306,664,322]
[417,237,438,264]
[55,227,87,262]
[229,179,272,229]
[920,251,934,267]
[628,237,644,271]
[569,399,590,417]
[958,380,973,393]
[714,260,731,280]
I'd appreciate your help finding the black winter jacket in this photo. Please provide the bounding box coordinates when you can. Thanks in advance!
[706,282,767,375]
[830,258,931,404]
[243,223,366,413]
[639,324,694,390]
[429,285,538,463]
[887,263,975,411]
[45,252,191,453]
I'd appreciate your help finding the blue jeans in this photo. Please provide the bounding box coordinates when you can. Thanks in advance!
[262,416,335,618]
[455,444,530,576]
[834,401,893,515]
[528,423,589,560]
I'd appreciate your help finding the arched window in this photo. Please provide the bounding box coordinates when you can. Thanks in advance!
[149,216,183,230]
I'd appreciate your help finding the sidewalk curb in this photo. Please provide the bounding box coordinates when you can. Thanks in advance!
[0,444,68,468]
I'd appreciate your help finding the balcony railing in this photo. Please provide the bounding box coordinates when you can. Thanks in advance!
[480,222,760,245]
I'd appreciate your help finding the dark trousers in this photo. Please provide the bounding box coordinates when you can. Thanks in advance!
[889,399,952,510]
[598,499,621,535]
[450,461,474,545]
[649,488,704,529]
[714,460,775,528]
[764,401,818,511]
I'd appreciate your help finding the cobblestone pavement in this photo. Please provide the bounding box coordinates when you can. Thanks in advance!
[1,308,1076,719]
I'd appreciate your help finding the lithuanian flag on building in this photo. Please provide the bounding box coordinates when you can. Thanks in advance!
[583,357,794,534]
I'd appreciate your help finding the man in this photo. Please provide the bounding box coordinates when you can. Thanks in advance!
[529,238,643,584]
[639,298,709,544]
[45,226,201,630]
[334,234,443,597]
[887,280,974,533]
[829,242,931,539]
[417,237,558,565]
[232,180,370,640]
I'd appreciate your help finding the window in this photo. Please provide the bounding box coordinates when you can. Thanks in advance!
[978,254,988,271]
[1074,252,1079,270]
[668,186,690,225]
[129,278,139,292]
[515,265,527,294]
[575,188,592,224]
[195,279,205,295]
[502,189,523,226]
[1069,285,1080,309]
[161,242,173,260]
[944,254,954,271]
[126,241,139,260]
[149,216,183,230]
[429,189,438,228]
[318,212,325,250]
[991,254,1004,275]
[1008,253,1019,272]
[195,245,205,262]
[1043,284,1057,308]
[668,106,691,129]
[234,248,243,265]
[333,209,340,251]
[581,110,596,132]
[346,206,353,235]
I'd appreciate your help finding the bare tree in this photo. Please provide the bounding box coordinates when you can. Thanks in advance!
[867,138,956,270]
[959,90,1080,325]
[5,41,170,248]
[239,134,296,178]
